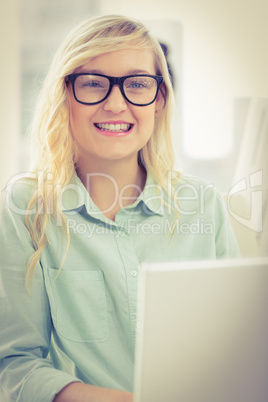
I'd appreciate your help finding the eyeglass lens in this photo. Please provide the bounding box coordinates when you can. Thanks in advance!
[73,75,158,105]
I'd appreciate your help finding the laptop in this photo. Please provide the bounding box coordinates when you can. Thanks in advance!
[134,258,268,402]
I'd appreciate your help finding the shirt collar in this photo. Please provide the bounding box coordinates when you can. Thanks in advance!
[61,171,165,217]
[125,172,165,216]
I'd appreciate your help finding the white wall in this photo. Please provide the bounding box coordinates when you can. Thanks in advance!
[100,0,268,96]
[0,1,20,190]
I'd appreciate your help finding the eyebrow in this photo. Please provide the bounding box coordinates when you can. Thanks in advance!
[77,68,153,75]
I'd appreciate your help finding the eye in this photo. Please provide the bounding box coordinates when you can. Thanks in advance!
[82,81,104,88]
[75,75,109,90]
[124,76,155,91]
[129,81,146,89]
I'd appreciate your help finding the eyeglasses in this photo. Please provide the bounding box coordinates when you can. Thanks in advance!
[67,73,164,106]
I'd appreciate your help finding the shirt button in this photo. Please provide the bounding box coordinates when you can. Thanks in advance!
[131,270,138,277]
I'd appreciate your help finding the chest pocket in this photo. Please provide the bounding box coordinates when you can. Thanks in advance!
[47,269,109,343]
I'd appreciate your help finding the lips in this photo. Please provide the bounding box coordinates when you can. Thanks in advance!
[94,122,133,133]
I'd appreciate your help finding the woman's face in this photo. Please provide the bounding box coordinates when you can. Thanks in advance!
[68,48,162,169]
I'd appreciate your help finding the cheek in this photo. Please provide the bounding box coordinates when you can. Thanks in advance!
[137,105,156,129]
[69,106,90,146]
[69,101,96,133]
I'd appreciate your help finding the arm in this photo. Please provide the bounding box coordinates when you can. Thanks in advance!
[54,382,133,402]
[0,250,133,402]
[0,189,81,401]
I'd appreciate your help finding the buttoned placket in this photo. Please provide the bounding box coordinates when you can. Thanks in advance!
[62,172,165,348]
[114,209,141,348]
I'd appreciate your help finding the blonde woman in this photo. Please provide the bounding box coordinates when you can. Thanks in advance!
[0,15,239,402]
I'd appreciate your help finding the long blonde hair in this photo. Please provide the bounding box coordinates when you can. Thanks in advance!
[25,14,179,288]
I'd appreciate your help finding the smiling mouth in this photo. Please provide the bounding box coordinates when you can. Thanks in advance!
[94,123,133,133]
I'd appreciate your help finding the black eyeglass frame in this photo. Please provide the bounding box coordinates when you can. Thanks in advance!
[67,73,164,106]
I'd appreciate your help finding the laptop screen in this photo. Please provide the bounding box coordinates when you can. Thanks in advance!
[134,258,268,402]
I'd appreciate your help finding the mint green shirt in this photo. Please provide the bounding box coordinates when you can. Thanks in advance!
[0,172,239,401]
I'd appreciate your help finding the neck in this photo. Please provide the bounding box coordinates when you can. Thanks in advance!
[76,155,146,220]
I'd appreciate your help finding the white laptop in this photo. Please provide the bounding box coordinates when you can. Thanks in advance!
[134,258,268,402]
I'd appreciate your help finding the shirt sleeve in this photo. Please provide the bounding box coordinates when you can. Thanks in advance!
[214,190,240,258]
[0,187,81,402]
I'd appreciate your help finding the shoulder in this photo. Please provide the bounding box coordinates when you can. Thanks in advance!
[1,172,38,214]
[0,173,39,249]
[174,173,235,236]
[164,172,240,258]
[171,172,223,208]
[175,173,217,192]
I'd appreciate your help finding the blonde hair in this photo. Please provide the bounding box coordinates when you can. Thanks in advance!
[25,14,179,288]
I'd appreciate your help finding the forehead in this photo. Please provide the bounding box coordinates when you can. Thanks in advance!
[76,48,156,76]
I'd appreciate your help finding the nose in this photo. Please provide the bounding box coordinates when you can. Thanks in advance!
[103,85,128,114]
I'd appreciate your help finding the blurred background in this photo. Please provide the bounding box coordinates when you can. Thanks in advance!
[0,0,267,256]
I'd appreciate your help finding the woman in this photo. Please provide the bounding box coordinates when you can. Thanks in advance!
[0,15,239,401]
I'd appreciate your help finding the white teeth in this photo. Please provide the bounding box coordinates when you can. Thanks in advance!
[95,123,131,132]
